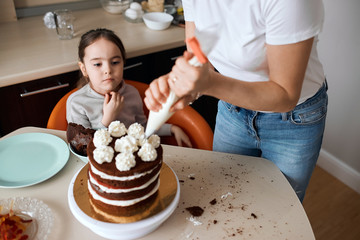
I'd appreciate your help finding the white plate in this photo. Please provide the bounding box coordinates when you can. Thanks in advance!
[68,143,88,163]
[0,197,54,240]
[0,133,69,188]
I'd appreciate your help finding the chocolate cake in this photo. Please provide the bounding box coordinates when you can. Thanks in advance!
[66,122,95,156]
[87,121,162,216]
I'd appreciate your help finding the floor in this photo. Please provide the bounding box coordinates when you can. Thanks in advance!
[303,166,360,240]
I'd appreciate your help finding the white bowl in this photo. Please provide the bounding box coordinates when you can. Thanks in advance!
[142,12,174,30]
[68,143,88,163]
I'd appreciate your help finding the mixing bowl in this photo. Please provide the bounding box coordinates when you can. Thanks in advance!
[142,12,174,30]
[100,0,131,14]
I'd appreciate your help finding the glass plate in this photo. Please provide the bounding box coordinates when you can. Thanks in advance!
[0,133,69,188]
[0,197,54,240]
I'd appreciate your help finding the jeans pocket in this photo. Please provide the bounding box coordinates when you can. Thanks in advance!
[290,95,328,125]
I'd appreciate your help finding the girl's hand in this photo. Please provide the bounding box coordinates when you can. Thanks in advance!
[170,125,192,148]
[102,91,124,127]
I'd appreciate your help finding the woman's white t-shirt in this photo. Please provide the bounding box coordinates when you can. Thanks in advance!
[183,0,325,104]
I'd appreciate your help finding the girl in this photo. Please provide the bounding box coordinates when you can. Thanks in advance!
[67,28,191,147]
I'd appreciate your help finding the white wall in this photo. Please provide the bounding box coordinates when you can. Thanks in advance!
[317,0,360,193]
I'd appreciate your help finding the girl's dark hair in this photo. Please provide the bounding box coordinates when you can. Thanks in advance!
[77,28,126,87]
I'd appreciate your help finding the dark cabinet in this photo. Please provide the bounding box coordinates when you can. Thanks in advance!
[0,71,80,136]
[124,46,218,130]
[0,46,217,137]
[123,46,185,84]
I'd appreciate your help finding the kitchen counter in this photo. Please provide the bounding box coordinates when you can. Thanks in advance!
[0,8,185,88]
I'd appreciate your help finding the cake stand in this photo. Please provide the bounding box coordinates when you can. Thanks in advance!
[68,163,180,240]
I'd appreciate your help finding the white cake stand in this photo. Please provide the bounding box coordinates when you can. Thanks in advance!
[68,164,180,240]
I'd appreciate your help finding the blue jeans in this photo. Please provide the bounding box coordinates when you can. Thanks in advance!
[213,83,328,202]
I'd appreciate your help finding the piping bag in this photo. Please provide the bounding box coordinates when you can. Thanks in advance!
[145,25,219,137]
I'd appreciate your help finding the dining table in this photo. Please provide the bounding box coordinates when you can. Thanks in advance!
[0,127,315,240]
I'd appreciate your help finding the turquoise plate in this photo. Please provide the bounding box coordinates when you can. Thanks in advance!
[0,133,69,188]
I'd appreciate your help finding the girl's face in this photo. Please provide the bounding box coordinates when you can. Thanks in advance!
[79,38,124,95]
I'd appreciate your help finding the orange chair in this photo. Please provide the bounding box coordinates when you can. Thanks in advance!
[47,80,213,150]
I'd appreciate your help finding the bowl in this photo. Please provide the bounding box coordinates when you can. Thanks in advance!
[164,4,177,16]
[68,143,88,163]
[100,0,132,14]
[142,12,174,30]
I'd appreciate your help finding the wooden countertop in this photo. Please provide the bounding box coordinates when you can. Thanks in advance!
[0,127,315,239]
[0,8,185,88]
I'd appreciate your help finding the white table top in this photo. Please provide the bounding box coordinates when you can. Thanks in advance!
[0,127,315,239]
[0,8,185,88]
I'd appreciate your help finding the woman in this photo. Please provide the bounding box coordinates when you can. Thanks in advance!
[144,0,328,202]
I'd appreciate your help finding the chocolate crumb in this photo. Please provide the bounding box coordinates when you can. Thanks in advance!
[213,220,218,224]
[189,176,195,180]
[251,213,257,219]
[210,198,217,205]
[237,228,243,235]
[186,206,204,217]
[179,180,185,183]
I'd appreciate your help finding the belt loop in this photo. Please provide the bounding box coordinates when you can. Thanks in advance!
[324,78,328,91]
[281,112,288,121]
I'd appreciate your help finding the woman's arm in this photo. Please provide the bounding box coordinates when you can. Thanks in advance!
[168,37,314,112]
[207,38,314,112]
[145,24,314,113]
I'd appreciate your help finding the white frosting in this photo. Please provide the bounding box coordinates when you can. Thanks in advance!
[93,145,114,164]
[148,134,160,148]
[108,121,127,137]
[115,152,136,171]
[89,171,160,193]
[89,162,159,181]
[138,142,157,161]
[127,123,144,139]
[88,180,160,207]
[93,129,112,147]
[137,133,147,146]
[114,135,138,153]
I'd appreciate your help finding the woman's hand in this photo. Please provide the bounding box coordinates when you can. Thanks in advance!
[144,51,213,112]
[102,91,124,127]
[144,74,171,112]
[170,125,192,148]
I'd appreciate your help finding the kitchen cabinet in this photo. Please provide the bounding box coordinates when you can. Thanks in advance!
[0,46,217,136]
[123,46,185,84]
[0,71,79,136]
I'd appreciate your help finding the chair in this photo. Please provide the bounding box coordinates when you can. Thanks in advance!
[47,80,213,150]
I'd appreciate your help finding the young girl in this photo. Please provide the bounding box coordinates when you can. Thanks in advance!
[66,28,191,147]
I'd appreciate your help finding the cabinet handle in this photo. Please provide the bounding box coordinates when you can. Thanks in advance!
[20,82,70,97]
[124,62,143,70]
[170,56,182,61]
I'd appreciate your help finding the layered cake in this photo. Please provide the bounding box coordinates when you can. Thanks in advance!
[87,121,162,216]
[66,122,95,156]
